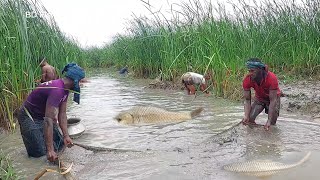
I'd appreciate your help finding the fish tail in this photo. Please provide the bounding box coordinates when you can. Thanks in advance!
[294,151,311,167]
[284,151,311,169]
[191,107,204,118]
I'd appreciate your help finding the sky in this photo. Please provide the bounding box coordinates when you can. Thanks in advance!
[39,0,186,48]
[38,0,304,48]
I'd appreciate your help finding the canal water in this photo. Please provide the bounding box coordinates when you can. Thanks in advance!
[1,70,320,180]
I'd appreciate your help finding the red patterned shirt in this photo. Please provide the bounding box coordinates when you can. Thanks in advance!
[243,71,281,103]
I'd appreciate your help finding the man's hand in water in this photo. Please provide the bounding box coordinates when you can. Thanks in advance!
[47,150,58,162]
[264,120,271,131]
[242,117,249,125]
[63,135,74,148]
[242,117,253,125]
[242,118,258,126]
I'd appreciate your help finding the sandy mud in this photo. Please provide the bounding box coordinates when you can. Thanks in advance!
[280,80,320,119]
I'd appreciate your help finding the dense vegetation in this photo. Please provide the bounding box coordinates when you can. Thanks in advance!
[87,0,319,99]
[0,150,17,179]
[1,0,320,131]
[0,0,319,176]
[0,0,85,130]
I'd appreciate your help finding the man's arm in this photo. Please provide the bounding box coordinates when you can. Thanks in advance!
[265,89,278,130]
[58,101,73,147]
[200,83,209,94]
[243,90,251,124]
[44,103,59,162]
[182,81,190,95]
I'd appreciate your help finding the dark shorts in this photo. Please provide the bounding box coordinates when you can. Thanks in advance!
[254,96,280,116]
[18,108,64,158]
[251,96,280,125]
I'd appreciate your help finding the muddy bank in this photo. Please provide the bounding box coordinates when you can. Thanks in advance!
[147,77,320,119]
[280,80,320,118]
[148,77,183,90]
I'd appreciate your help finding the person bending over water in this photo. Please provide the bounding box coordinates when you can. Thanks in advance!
[242,58,281,131]
[18,63,85,162]
[181,72,211,95]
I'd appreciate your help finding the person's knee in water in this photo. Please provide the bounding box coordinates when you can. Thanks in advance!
[18,63,85,162]
[242,58,281,131]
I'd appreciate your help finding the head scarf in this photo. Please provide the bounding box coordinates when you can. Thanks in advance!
[246,61,266,69]
[62,63,85,104]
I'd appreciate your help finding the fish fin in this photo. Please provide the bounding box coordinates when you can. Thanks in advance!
[191,107,204,118]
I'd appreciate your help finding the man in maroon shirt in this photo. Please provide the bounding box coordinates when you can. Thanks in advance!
[18,63,85,162]
[242,58,281,131]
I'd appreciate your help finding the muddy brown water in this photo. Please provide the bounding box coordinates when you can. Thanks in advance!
[1,71,320,180]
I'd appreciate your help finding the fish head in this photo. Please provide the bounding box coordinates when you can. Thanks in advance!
[115,112,134,124]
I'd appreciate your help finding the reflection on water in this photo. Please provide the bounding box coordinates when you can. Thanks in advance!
[242,126,283,159]
[1,70,320,180]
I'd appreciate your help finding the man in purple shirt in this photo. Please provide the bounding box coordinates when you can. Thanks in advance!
[18,63,85,162]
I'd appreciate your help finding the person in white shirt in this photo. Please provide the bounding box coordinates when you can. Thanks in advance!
[181,72,211,95]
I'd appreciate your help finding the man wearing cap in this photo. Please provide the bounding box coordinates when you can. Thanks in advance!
[242,58,281,131]
[18,63,85,162]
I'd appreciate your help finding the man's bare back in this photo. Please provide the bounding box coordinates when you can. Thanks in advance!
[38,58,58,83]
[41,64,58,83]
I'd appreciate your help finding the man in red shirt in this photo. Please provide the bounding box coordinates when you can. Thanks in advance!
[242,58,281,131]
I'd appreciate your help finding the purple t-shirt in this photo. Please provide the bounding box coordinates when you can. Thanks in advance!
[24,79,69,119]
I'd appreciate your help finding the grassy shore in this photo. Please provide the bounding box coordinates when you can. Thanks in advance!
[1,0,319,131]
[0,150,17,179]
[0,0,319,177]
[86,0,319,98]
[0,0,84,130]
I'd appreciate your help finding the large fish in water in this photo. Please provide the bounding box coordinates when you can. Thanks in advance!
[115,106,204,125]
[223,152,311,177]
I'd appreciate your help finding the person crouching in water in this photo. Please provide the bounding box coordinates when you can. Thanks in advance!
[242,58,281,131]
[17,63,85,162]
[181,72,210,95]
[119,66,129,75]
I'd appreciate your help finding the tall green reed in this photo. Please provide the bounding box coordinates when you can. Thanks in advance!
[0,150,18,179]
[94,0,319,99]
[0,0,83,131]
